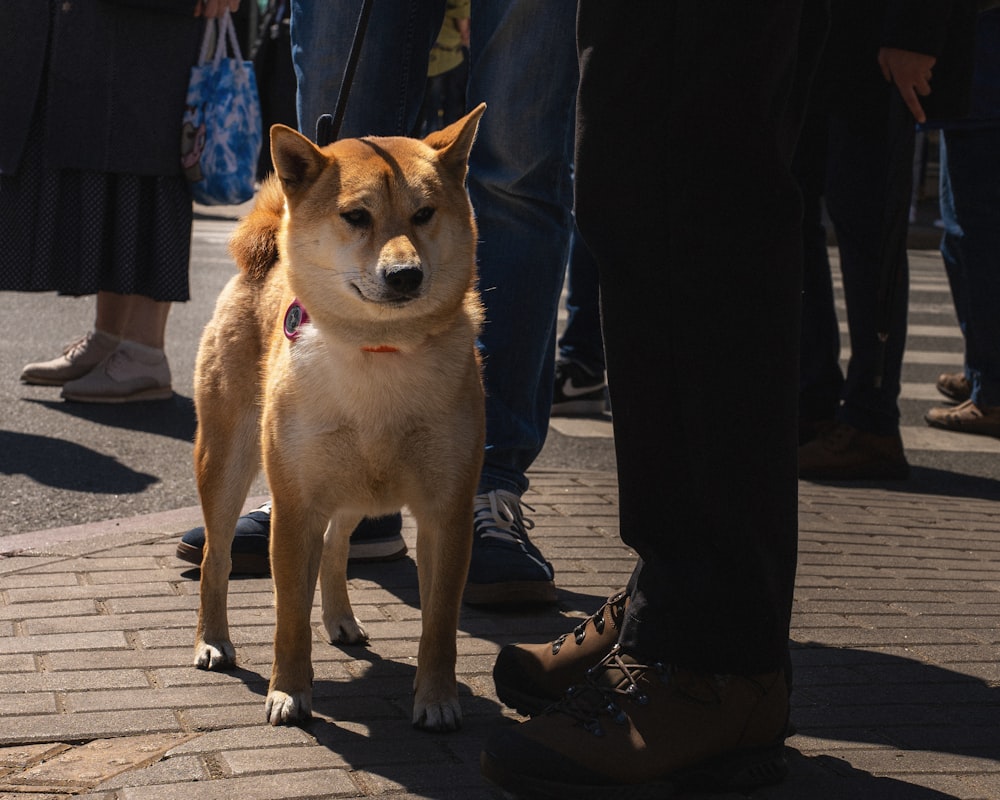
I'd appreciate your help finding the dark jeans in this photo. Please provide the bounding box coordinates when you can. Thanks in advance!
[557,225,605,375]
[799,95,914,436]
[575,0,819,675]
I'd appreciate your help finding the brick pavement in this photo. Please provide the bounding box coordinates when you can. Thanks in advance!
[1,470,999,799]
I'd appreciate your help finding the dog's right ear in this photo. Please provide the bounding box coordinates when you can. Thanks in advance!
[270,124,328,199]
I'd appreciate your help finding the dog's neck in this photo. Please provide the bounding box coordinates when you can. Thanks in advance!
[283,299,400,353]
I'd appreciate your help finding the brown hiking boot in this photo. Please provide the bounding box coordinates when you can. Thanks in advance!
[481,644,790,798]
[925,399,1000,438]
[798,421,909,480]
[936,372,971,403]
[493,589,628,716]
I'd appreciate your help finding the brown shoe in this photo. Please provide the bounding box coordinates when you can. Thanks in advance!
[798,421,909,480]
[493,589,628,716]
[481,645,789,798]
[20,330,121,386]
[925,399,1000,438]
[936,371,971,403]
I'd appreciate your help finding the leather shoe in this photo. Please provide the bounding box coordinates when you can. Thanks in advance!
[493,589,628,716]
[936,372,971,403]
[481,644,789,799]
[798,422,909,480]
[925,399,1000,438]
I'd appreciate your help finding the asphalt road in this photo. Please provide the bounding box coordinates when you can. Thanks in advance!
[1,203,997,538]
[0,203,616,537]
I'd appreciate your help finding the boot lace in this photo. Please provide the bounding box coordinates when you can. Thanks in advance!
[553,644,671,736]
[551,589,628,655]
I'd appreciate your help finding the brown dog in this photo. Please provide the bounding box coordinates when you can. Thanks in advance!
[192,105,486,731]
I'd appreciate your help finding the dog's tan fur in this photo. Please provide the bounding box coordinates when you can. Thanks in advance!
[192,105,486,731]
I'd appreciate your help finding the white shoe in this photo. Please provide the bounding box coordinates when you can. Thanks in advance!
[61,340,172,403]
[20,330,121,386]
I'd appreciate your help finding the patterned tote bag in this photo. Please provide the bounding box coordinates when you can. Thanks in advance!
[181,10,262,205]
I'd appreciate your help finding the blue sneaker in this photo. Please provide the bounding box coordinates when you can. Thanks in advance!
[463,489,556,607]
[176,502,406,574]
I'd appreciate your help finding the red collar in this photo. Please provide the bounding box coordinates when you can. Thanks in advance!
[284,299,399,352]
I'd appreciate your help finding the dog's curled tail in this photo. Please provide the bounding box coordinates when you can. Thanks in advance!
[228,175,285,282]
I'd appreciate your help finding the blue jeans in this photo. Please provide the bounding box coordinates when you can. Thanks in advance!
[289,0,578,496]
[557,226,605,376]
[939,128,1000,407]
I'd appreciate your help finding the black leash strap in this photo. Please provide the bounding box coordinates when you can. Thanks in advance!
[315,0,373,146]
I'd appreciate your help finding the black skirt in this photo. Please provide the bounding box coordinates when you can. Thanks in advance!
[0,11,192,303]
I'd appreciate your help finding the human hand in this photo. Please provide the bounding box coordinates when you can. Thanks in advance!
[455,18,471,48]
[877,47,936,124]
[196,0,240,18]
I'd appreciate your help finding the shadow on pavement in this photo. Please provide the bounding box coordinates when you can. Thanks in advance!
[0,429,157,493]
[22,394,197,443]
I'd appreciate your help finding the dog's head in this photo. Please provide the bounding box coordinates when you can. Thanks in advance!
[267,104,486,337]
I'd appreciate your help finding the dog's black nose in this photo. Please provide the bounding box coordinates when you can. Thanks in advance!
[384,265,423,295]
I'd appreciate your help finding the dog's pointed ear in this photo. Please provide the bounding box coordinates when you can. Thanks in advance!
[270,124,328,198]
[423,102,486,179]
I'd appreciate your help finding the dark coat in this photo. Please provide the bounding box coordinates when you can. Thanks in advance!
[0,0,203,177]
[816,0,978,123]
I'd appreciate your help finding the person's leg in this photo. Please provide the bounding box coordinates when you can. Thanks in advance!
[115,294,170,349]
[925,126,1000,436]
[557,226,604,376]
[824,106,911,436]
[482,3,812,792]
[796,100,913,479]
[289,0,443,139]
[795,110,844,441]
[466,0,577,495]
[552,224,608,416]
[460,0,578,607]
[939,128,1000,407]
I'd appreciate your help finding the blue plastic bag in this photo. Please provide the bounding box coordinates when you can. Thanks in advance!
[181,11,262,205]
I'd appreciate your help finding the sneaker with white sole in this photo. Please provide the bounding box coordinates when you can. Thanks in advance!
[20,330,121,386]
[60,340,172,403]
[463,489,556,607]
[552,359,609,416]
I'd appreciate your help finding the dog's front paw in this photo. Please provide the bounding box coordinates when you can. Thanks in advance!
[265,689,312,726]
[412,696,462,732]
[194,639,236,670]
[323,614,369,645]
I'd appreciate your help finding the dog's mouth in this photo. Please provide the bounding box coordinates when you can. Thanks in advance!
[351,283,420,306]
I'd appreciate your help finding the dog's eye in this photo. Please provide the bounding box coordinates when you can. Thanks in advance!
[412,207,435,226]
[341,209,371,228]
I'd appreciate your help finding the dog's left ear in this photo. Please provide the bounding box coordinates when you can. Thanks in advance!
[423,102,486,179]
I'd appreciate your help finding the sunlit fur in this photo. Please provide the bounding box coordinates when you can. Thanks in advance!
[192,105,487,733]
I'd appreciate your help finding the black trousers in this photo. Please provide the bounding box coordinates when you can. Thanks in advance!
[575,1,824,674]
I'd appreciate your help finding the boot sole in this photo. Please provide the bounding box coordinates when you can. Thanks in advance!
[493,681,558,718]
[481,742,788,800]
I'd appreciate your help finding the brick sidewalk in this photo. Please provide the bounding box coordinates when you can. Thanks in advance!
[1,470,999,799]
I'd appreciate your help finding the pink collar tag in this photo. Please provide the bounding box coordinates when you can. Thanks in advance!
[283,299,309,340]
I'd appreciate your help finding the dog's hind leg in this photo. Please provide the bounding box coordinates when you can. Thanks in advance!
[193,408,259,671]
[320,512,369,645]
[408,494,475,732]
[265,498,327,725]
